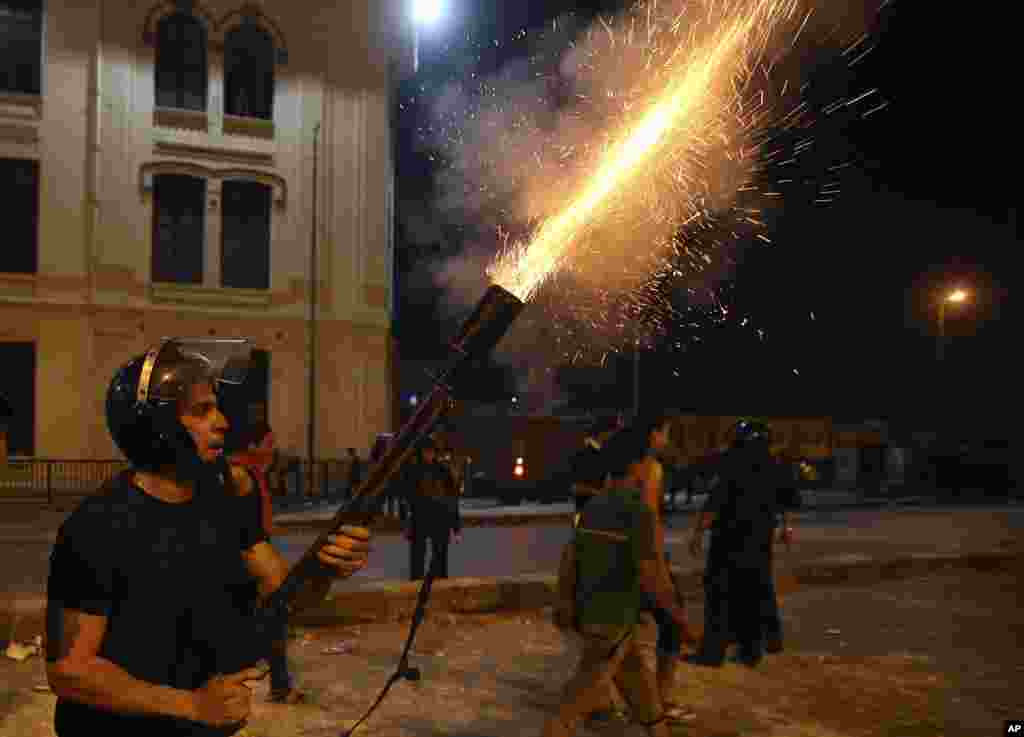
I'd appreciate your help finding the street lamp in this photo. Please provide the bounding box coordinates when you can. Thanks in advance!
[413,0,443,25]
[411,0,444,73]
[936,288,969,363]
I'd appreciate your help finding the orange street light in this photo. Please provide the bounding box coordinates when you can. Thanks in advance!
[937,287,970,362]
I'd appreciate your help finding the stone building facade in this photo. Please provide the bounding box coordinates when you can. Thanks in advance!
[0,0,412,460]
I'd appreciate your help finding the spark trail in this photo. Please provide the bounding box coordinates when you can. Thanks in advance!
[487,0,800,302]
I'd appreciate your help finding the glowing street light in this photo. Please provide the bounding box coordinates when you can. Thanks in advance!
[411,0,444,72]
[412,0,443,26]
[937,287,970,362]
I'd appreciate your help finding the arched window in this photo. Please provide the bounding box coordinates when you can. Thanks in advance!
[221,180,271,289]
[155,12,207,111]
[152,174,205,284]
[224,22,274,120]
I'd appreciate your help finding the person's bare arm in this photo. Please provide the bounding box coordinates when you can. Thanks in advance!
[241,540,332,612]
[637,559,681,617]
[639,460,677,595]
[242,526,369,613]
[230,464,255,497]
[46,606,198,721]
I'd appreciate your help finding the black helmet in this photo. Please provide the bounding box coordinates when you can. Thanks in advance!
[106,338,250,472]
[730,419,772,450]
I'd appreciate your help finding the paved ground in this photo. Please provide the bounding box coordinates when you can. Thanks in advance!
[2,559,1019,736]
[2,505,1019,602]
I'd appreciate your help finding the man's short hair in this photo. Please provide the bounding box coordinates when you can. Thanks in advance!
[600,426,652,479]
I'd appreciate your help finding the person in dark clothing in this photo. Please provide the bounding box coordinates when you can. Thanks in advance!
[225,421,301,705]
[45,338,372,736]
[403,437,462,580]
[568,415,622,525]
[687,420,799,667]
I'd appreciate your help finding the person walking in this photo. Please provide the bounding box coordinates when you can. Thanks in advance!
[225,421,305,704]
[543,426,696,737]
[629,412,692,721]
[687,419,799,667]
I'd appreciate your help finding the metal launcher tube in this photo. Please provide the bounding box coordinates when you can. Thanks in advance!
[267,284,524,612]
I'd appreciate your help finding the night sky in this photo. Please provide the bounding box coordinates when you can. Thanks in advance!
[393,0,1014,429]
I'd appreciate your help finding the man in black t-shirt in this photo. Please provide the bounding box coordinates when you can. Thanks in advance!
[687,420,800,667]
[402,437,462,580]
[45,339,373,736]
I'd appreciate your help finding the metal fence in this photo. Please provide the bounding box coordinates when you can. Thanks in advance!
[0,459,131,504]
[0,458,360,506]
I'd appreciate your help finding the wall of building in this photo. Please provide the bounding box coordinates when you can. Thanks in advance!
[0,0,409,459]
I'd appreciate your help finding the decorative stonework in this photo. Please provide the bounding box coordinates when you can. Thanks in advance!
[140,160,286,206]
[214,4,289,66]
[150,282,274,308]
[141,1,217,47]
[142,1,289,66]
[153,107,210,133]
[152,139,276,168]
[0,93,43,122]
[223,114,275,140]
[0,123,38,147]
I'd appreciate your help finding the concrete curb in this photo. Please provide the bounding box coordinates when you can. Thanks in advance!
[274,511,574,533]
[2,549,1019,642]
[269,496,949,533]
[291,548,1022,627]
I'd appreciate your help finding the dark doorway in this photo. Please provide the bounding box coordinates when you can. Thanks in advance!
[0,341,35,456]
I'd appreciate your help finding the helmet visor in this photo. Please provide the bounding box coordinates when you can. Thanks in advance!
[140,338,252,404]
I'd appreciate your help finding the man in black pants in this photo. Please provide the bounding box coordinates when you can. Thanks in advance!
[687,420,799,667]
[403,437,462,580]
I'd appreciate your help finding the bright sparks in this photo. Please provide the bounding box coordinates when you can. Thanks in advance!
[487,0,796,301]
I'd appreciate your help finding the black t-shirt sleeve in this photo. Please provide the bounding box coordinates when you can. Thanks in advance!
[47,516,116,618]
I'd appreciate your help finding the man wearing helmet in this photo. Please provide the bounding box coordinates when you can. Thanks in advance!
[686,419,799,668]
[44,339,372,736]
[401,435,462,581]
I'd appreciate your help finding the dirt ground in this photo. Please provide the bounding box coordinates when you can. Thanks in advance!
[2,562,1020,737]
